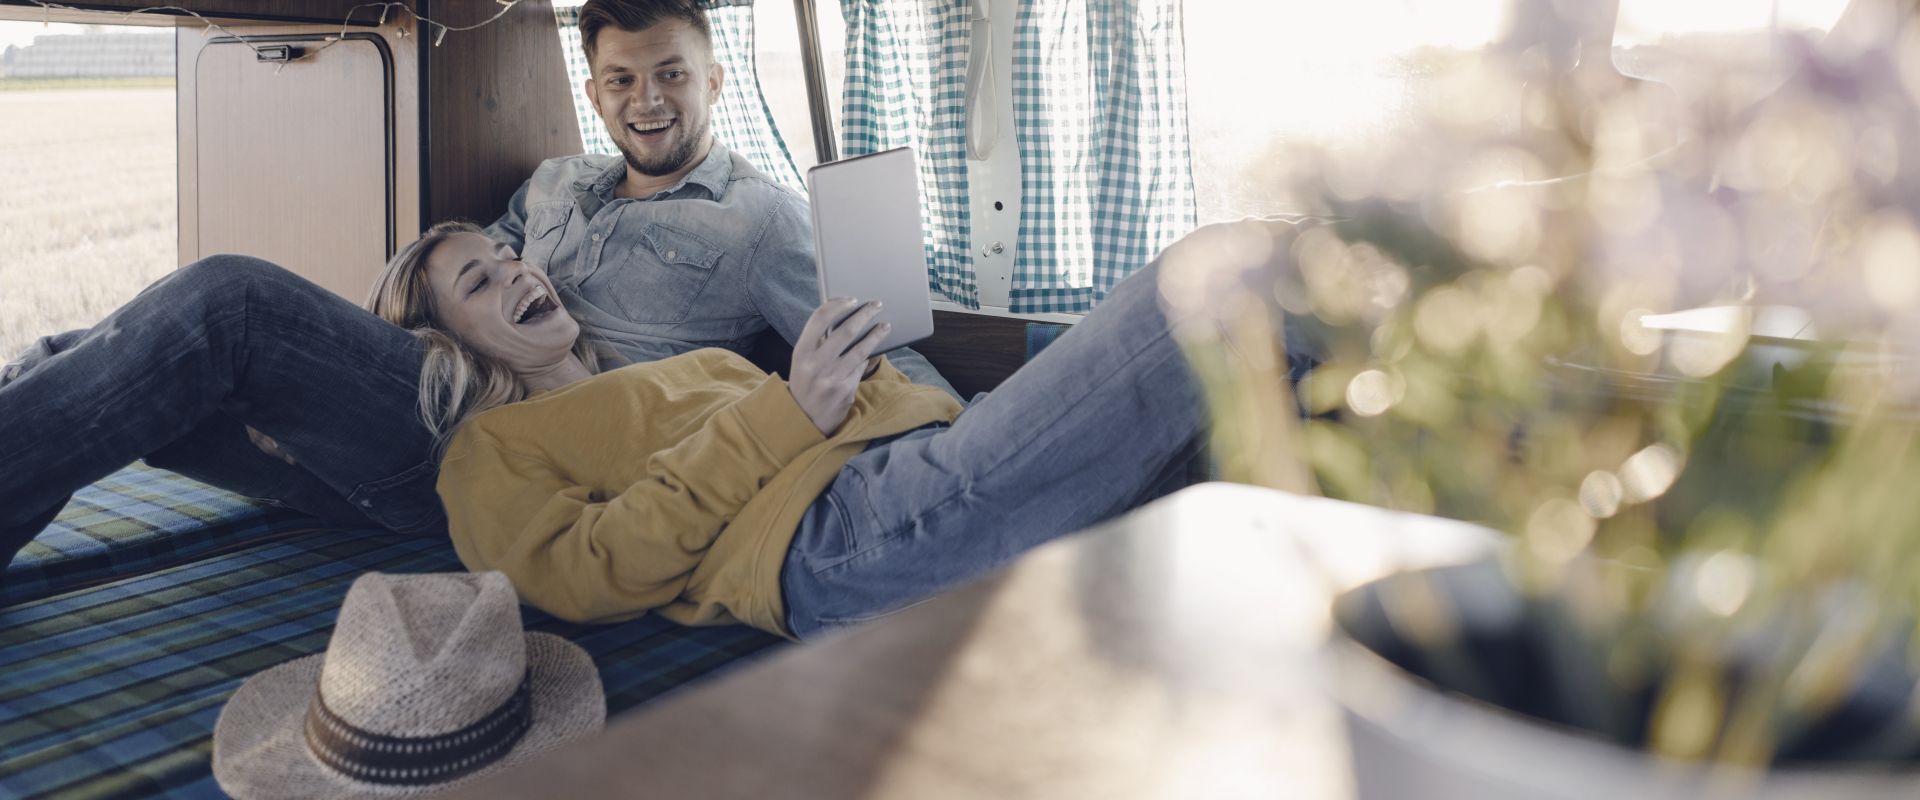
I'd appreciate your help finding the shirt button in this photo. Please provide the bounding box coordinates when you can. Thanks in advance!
[359,499,373,508]
[592,233,602,242]
[666,250,678,260]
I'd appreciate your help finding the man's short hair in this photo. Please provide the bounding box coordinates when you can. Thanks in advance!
[578,0,714,64]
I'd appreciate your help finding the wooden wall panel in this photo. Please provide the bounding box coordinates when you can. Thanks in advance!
[388,20,423,247]
[916,311,1034,399]
[420,0,583,226]
[751,312,1058,397]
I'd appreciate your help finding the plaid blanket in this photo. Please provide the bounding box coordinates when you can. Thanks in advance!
[0,526,784,799]
[3,463,318,608]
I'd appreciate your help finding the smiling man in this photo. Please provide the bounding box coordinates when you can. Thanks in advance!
[585,10,711,188]
[485,0,955,393]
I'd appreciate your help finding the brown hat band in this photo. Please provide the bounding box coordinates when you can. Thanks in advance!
[301,672,533,786]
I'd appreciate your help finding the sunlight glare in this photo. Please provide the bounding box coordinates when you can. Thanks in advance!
[1184,0,1507,149]
[1617,0,1851,46]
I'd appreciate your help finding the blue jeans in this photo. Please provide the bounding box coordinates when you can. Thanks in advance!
[0,255,446,570]
[780,257,1206,640]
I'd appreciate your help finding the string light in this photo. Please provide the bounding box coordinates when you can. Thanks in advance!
[23,0,522,67]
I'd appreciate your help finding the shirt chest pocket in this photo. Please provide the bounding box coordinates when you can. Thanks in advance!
[518,206,572,270]
[587,223,723,325]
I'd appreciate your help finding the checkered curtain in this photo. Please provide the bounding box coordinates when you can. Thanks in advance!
[1010,0,1196,313]
[837,0,977,307]
[553,1,805,192]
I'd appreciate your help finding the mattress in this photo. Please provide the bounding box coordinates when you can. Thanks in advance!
[1,485,784,798]
[3,463,317,608]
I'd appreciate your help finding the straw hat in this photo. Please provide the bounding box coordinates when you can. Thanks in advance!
[213,571,604,798]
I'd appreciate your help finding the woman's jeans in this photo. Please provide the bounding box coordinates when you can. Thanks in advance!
[780,256,1208,640]
[0,255,446,572]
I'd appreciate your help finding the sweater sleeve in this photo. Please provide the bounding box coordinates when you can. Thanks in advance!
[438,376,827,623]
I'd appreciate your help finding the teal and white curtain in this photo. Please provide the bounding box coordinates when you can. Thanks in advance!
[1010,0,1195,313]
[554,1,805,192]
[837,0,978,307]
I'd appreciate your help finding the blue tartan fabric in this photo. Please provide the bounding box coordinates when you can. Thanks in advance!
[837,0,977,307]
[2,462,317,609]
[1010,0,1197,313]
[553,0,806,193]
[0,527,784,799]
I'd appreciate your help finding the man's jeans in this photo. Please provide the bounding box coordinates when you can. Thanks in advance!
[779,256,1207,640]
[0,255,446,569]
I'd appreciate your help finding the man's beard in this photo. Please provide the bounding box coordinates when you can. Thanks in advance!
[613,115,709,177]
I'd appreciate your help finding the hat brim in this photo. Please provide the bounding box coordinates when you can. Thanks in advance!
[213,632,603,799]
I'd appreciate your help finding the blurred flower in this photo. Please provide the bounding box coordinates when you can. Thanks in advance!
[1174,2,1920,766]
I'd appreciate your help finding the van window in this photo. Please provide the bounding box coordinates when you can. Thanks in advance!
[754,0,847,172]
[0,21,176,361]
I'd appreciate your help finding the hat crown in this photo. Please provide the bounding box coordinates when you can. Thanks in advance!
[317,572,527,738]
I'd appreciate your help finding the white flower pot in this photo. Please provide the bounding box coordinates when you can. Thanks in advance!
[1328,590,1920,799]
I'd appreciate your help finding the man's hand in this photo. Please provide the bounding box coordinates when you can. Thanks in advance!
[789,298,889,436]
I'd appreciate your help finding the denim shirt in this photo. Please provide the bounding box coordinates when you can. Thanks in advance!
[483,143,956,397]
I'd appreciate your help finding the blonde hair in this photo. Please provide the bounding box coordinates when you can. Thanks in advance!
[367,221,603,451]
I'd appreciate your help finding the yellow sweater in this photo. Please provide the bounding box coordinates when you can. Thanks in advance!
[436,349,964,637]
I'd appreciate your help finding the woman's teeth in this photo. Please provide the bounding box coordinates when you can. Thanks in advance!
[513,285,553,324]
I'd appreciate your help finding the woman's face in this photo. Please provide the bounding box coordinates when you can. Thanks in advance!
[424,232,579,371]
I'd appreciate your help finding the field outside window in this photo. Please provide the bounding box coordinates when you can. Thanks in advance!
[0,21,176,361]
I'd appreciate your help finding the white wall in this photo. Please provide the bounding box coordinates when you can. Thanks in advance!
[941,0,1086,323]
[958,0,1020,310]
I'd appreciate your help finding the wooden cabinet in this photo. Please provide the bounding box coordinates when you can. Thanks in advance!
[179,31,397,301]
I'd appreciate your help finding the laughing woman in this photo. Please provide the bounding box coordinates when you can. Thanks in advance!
[370,221,1211,640]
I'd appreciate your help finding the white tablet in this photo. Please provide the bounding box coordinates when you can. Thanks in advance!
[807,147,936,353]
